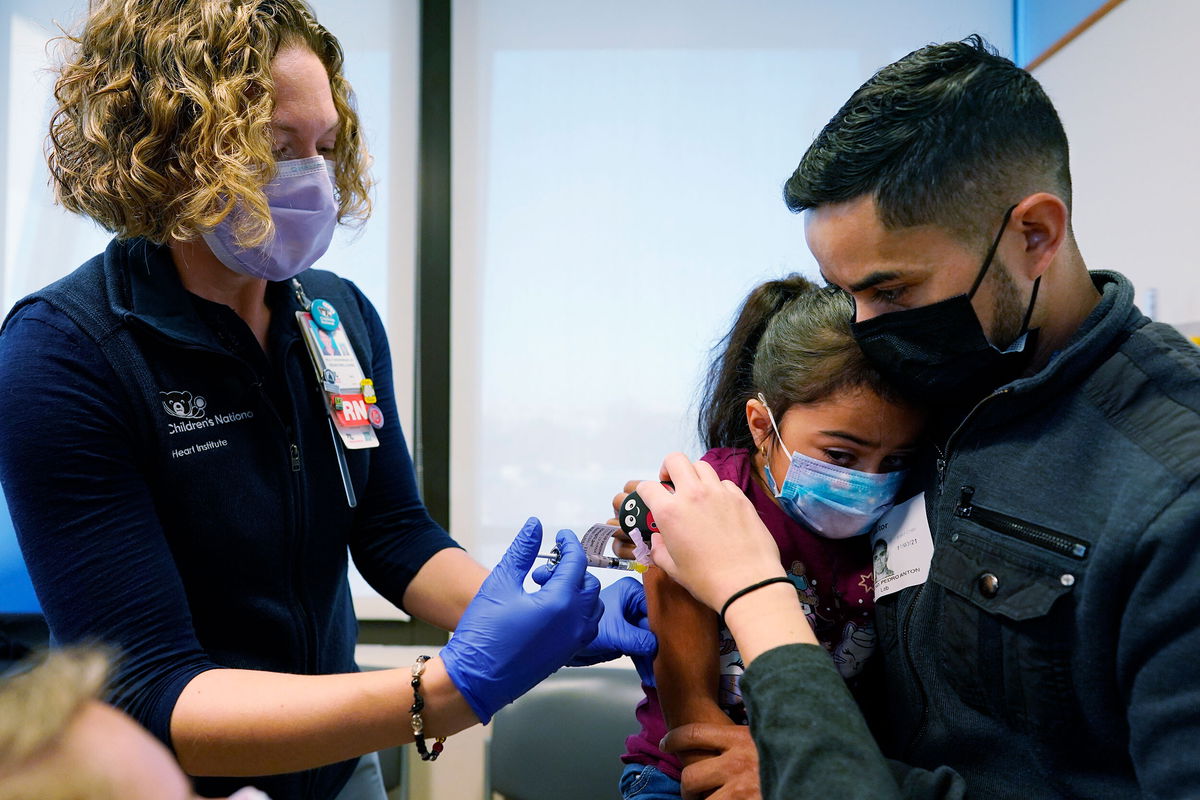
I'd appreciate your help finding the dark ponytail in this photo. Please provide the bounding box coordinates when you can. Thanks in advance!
[699,275,818,450]
[698,274,905,451]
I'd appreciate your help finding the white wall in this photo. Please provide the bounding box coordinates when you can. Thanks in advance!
[450,0,1014,571]
[1033,0,1200,325]
[2,1,112,307]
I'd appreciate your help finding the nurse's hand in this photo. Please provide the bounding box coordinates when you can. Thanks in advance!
[528,573,657,685]
[639,454,785,613]
[440,518,602,724]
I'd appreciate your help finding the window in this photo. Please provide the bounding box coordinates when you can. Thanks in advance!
[450,0,1014,570]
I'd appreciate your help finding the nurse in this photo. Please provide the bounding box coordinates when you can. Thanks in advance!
[0,1,652,798]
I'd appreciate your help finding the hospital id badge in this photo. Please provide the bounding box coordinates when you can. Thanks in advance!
[296,310,379,450]
[870,493,933,600]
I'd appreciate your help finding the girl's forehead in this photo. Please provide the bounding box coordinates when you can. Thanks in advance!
[779,389,924,446]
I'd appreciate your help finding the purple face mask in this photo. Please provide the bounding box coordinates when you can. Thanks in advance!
[202,156,338,281]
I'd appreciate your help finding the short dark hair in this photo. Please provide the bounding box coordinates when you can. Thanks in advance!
[784,35,1071,247]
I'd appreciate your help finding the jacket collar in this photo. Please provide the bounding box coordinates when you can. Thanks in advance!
[110,237,297,352]
[977,270,1148,427]
[1015,271,1144,389]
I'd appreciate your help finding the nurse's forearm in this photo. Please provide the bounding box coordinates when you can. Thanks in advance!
[171,657,477,777]
[402,547,489,631]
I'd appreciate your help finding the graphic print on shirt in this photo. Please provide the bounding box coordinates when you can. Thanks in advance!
[788,560,824,619]
[831,620,876,678]
[718,558,866,723]
[158,389,255,458]
[160,390,206,419]
[789,558,877,677]
[717,627,747,724]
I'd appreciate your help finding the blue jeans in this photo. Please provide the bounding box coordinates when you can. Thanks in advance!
[619,763,682,800]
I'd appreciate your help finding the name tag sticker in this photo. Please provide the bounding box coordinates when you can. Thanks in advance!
[871,493,934,600]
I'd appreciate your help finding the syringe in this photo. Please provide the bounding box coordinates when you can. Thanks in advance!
[536,546,645,573]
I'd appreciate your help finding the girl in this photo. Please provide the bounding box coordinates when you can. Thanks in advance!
[619,275,924,799]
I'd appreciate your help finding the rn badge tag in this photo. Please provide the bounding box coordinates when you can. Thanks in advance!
[296,302,379,451]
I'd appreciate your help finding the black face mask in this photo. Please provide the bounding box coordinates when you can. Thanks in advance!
[849,205,1041,407]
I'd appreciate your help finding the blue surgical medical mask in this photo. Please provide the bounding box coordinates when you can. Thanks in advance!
[202,156,338,282]
[758,393,906,539]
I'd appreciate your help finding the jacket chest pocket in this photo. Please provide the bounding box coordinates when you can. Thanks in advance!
[930,488,1087,736]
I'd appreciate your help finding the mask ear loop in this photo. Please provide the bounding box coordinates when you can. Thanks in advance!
[968,204,1019,299]
[756,392,791,458]
[756,392,789,497]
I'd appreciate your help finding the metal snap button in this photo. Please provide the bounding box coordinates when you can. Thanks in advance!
[978,572,1000,598]
[1060,573,1075,587]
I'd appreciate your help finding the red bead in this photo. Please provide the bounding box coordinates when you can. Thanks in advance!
[432,742,444,753]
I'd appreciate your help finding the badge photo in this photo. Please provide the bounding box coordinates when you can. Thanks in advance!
[870,493,934,600]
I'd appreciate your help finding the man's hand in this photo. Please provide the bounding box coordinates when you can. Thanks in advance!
[662,723,761,800]
[527,572,657,684]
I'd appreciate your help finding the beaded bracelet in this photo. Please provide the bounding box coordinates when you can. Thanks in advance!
[410,655,447,761]
[718,576,796,630]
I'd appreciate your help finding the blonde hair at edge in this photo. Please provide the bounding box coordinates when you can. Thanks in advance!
[0,648,111,800]
[47,0,373,249]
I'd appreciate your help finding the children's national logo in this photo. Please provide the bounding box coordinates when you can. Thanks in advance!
[160,390,207,420]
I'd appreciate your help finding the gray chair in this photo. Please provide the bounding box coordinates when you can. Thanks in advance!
[489,666,645,800]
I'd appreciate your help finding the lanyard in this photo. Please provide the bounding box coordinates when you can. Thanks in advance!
[291,278,381,508]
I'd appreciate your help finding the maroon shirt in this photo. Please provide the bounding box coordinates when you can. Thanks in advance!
[621,447,877,779]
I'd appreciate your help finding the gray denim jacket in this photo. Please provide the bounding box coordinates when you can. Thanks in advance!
[743,271,1200,799]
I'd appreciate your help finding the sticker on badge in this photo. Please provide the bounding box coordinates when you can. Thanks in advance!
[310,298,340,331]
[332,394,371,427]
[331,424,378,450]
[870,493,933,600]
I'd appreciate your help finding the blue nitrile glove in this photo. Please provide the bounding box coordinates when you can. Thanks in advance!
[441,518,603,724]
[531,569,658,685]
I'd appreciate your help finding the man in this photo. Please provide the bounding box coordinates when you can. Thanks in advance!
[653,35,1200,798]
[0,648,268,800]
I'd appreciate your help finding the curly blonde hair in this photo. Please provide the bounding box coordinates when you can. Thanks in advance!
[47,0,372,247]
